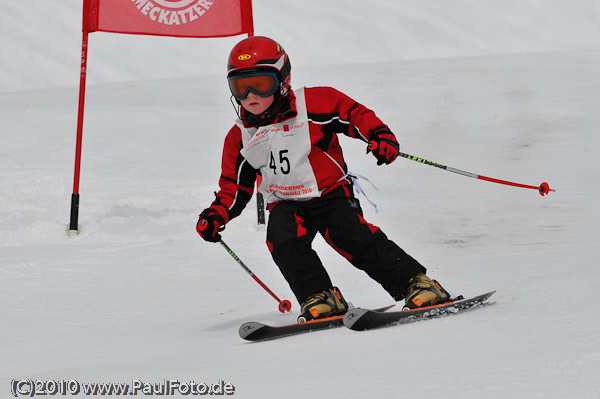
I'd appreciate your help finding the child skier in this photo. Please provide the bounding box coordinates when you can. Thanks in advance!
[197,36,450,321]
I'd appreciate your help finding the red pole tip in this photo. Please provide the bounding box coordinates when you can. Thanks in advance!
[539,182,553,196]
[279,300,293,313]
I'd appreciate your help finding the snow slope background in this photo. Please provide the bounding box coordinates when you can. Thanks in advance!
[1,0,600,398]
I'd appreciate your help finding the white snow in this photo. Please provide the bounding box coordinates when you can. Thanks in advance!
[1,1,600,398]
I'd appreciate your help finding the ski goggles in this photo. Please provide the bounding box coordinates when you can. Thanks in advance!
[228,71,279,100]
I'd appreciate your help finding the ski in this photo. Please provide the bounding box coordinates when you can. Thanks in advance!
[343,290,496,331]
[239,304,395,342]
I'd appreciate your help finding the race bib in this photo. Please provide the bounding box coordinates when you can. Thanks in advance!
[238,88,319,202]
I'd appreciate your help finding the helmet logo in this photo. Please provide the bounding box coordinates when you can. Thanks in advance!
[238,54,252,61]
[132,0,214,26]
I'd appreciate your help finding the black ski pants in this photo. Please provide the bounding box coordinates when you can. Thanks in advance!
[266,185,426,304]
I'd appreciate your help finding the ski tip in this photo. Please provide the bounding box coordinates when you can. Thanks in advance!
[451,290,496,305]
[239,322,266,340]
[479,290,496,301]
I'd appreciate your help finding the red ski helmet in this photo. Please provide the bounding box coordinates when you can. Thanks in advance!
[227,36,291,97]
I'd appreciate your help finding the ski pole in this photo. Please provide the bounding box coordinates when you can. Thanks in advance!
[219,239,292,313]
[398,151,555,196]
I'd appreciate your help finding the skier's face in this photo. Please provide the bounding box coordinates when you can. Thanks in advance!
[240,92,274,115]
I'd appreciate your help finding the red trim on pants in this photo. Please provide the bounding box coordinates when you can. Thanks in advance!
[294,212,308,237]
[324,228,353,261]
[358,213,379,234]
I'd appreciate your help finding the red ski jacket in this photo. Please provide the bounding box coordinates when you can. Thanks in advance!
[208,86,390,225]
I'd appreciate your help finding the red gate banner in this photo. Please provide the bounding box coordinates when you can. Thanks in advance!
[70,1,254,234]
[84,0,254,38]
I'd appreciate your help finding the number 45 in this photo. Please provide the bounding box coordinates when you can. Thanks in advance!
[269,150,291,175]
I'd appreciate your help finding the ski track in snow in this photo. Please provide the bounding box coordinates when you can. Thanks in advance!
[2,1,600,398]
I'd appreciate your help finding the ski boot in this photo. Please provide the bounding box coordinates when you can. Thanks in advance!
[403,273,451,310]
[297,287,348,323]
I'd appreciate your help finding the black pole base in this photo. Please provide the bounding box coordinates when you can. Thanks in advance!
[68,193,80,235]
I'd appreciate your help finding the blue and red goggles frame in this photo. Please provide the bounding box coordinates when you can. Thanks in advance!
[228,71,280,101]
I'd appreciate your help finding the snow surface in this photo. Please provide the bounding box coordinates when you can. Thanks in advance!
[1,1,600,398]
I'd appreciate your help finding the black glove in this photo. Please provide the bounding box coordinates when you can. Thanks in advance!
[196,208,226,243]
[367,128,399,165]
